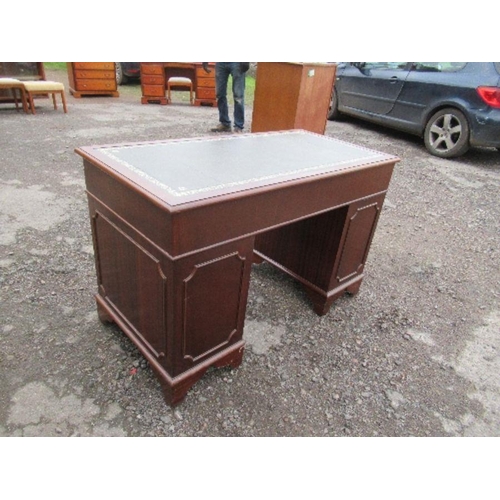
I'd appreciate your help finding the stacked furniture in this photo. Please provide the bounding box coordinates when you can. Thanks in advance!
[67,63,119,98]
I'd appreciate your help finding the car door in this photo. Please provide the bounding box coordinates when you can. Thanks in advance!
[337,62,411,116]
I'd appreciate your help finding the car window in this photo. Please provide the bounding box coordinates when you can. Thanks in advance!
[412,62,466,72]
[360,62,407,70]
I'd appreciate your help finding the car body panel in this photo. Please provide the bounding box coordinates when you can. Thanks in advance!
[333,62,500,154]
[338,62,411,115]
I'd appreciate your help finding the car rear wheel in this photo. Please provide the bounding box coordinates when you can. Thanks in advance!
[327,88,340,121]
[115,63,128,85]
[424,108,470,158]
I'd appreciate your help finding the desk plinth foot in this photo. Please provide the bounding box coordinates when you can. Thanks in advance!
[305,277,364,316]
[252,252,265,264]
[96,298,114,324]
[141,97,168,105]
[194,99,216,107]
[161,341,245,406]
[70,89,119,98]
[346,279,362,296]
[305,288,338,316]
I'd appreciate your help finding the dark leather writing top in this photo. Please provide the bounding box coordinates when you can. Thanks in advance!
[78,130,396,206]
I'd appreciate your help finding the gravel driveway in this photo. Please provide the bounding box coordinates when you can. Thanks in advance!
[1,69,499,437]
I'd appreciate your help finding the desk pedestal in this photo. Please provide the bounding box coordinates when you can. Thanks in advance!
[90,199,254,404]
[255,193,385,315]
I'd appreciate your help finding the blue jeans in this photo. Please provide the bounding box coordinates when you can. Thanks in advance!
[215,62,246,130]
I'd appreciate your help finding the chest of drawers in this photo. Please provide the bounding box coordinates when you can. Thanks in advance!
[67,62,119,98]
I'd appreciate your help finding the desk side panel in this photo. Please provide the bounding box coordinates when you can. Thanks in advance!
[84,159,176,373]
[91,209,169,360]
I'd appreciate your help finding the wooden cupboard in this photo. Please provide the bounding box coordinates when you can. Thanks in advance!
[251,62,337,134]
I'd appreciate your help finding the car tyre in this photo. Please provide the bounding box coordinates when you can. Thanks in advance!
[115,63,128,86]
[327,88,340,121]
[424,108,470,158]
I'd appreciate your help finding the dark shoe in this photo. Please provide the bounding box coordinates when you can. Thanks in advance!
[233,127,243,134]
[211,123,231,133]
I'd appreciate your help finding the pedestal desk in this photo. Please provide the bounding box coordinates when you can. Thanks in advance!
[140,63,216,106]
[76,130,398,405]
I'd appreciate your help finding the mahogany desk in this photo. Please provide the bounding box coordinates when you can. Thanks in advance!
[76,130,398,405]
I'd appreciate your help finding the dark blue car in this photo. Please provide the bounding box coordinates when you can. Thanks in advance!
[328,62,500,158]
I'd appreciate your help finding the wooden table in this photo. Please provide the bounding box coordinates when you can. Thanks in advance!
[76,130,398,405]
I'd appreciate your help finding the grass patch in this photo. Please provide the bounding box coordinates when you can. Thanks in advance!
[44,62,67,71]
[245,75,256,106]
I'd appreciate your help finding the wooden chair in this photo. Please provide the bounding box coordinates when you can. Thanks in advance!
[22,80,67,114]
[0,78,29,113]
[167,77,194,104]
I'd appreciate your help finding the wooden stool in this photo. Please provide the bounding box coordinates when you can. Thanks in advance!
[22,80,68,115]
[167,77,194,104]
[0,78,29,113]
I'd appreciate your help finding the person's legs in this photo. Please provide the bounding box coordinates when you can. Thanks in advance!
[213,62,231,130]
[230,63,246,131]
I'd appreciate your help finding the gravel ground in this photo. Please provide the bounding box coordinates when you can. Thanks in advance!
[1,68,499,438]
